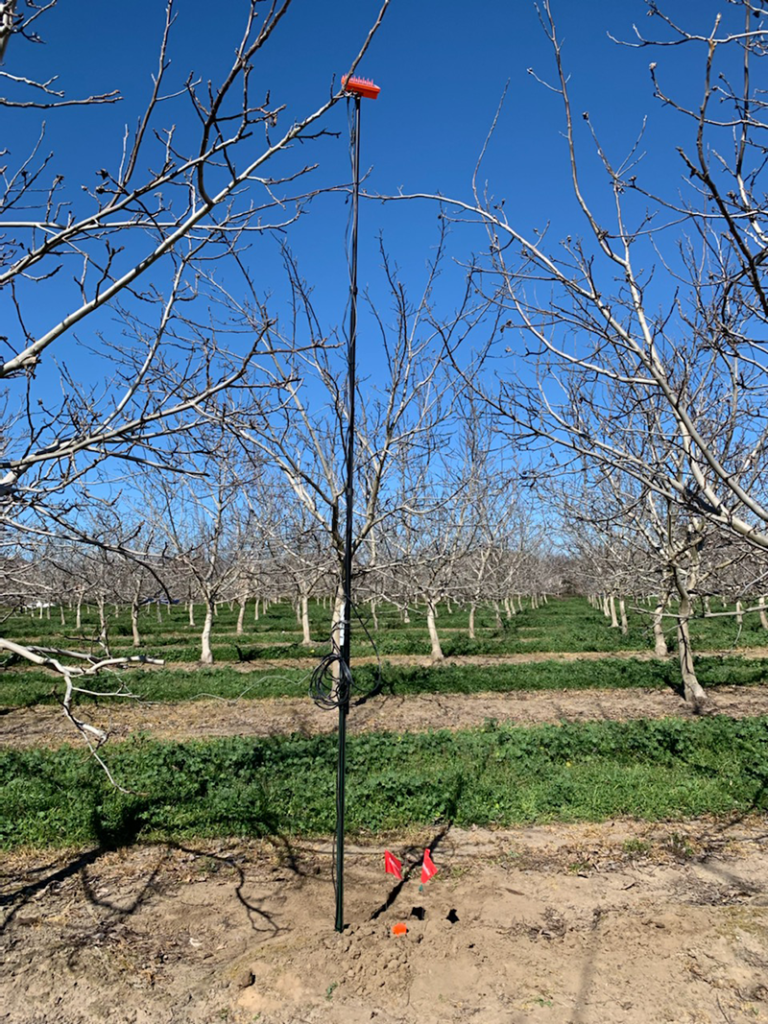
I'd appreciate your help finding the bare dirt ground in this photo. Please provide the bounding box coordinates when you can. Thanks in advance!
[3,820,768,1024]
[3,685,768,750]
[4,651,768,1022]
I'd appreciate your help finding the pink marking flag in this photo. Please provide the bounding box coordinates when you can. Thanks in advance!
[421,849,438,884]
[384,850,403,881]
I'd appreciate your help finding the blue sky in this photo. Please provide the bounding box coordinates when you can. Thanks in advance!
[1,0,743,444]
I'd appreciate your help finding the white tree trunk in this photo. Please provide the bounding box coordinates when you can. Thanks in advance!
[300,592,312,646]
[253,597,260,622]
[676,594,708,711]
[760,596,768,631]
[468,603,476,640]
[236,596,247,635]
[131,601,141,647]
[736,600,744,625]
[200,600,215,665]
[426,601,444,664]
[653,601,668,657]
[619,597,629,636]
[188,600,196,627]
[609,595,619,629]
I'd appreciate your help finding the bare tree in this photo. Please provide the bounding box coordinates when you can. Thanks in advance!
[382,1,768,564]
[0,0,390,744]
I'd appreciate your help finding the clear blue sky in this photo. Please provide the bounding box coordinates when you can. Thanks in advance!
[1,0,738,427]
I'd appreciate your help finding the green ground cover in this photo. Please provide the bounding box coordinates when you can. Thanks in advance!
[5,596,767,663]
[2,655,767,707]
[2,716,767,849]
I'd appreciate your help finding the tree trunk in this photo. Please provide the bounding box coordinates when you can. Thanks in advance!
[59,605,66,626]
[369,600,379,632]
[493,601,503,629]
[619,597,629,636]
[236,596,247,635]
[188,600,195,627]
[760,596,768,631]
[403,605,410,624]
[653,601,668,657]
[426,600,444,664]
[200,600,215,665]
[609,595,619,629]
[676,594,708,711]
[156,601,162,624]
[254,597,260,622]
[736,600,744,626]
[468,603,476,640]
[131,600,142,647]
[97,597,109,651]
[76,596,83,631]
[300,592,312,646]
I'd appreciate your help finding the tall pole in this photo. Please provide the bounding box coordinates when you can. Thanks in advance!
[335,92,361,935]
[333,73,379,935]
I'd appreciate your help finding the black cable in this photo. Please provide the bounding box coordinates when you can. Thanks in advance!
[309,601,383,710]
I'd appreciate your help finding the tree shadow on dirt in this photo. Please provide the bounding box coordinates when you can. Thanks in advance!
[170,837,302,938]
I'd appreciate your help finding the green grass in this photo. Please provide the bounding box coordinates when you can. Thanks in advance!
[7,596,768,663]
[2,715,768,849]
[2,654,768,707]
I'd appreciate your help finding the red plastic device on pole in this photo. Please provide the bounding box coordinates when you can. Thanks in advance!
[342,74,381,100]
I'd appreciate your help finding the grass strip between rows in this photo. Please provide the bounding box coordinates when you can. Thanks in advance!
[2,715,768,849]
[2,656,768,706]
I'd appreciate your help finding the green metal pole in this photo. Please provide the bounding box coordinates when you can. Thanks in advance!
[335,93,361,934]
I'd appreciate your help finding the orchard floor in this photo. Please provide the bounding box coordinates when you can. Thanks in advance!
[3,820,768,1024]
[4,684,768,749]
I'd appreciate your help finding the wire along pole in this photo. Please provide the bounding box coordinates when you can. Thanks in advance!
[336,72,380,932]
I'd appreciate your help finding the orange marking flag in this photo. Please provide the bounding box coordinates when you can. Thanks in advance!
[421,849,438,884]
[384,850,403,881]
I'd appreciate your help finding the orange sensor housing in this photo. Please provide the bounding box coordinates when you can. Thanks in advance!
[342,75,381,100]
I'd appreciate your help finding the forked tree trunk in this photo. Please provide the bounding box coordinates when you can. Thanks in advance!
[200,599,215,665]
[426,600,444,664]
[653,600,668,657]
[676,593,708,711]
